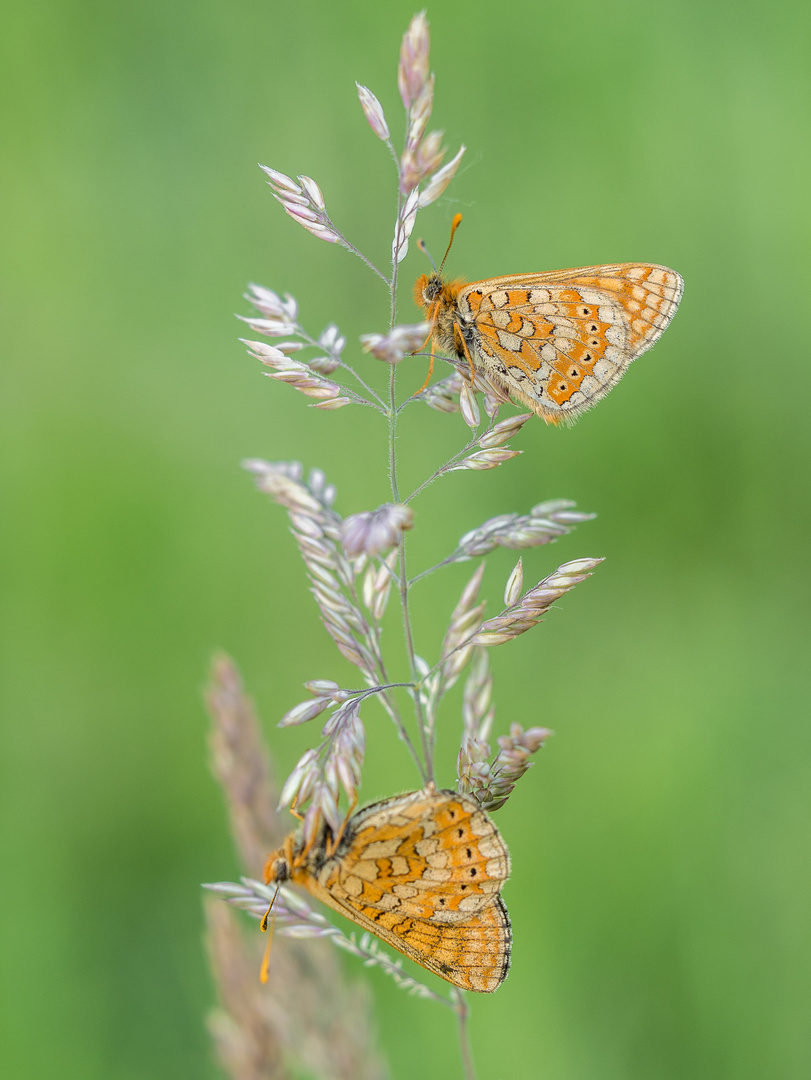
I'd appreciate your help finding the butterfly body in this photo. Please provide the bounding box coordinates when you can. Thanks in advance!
[415,261,683,424]
[265,788,512,992]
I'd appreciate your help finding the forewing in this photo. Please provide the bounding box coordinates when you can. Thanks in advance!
[327,789,510,921]
[459,264,683,421]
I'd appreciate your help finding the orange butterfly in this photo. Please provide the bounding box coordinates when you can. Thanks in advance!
[415,214,683,424]
[264,787,512,992]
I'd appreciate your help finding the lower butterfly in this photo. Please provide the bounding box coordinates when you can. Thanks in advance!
[264,787,512,992]
[415,215,683,424]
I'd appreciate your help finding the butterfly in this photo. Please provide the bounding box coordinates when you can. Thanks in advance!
[415,214,683,424]
[264,787,512,992]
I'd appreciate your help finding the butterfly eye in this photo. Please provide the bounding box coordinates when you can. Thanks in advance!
[270,857,290,882]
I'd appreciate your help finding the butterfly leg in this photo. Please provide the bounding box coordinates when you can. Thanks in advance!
[413,345,436,396]
[410,301,440,397]
[300,821,320,859]
[326,791,359,856]
[453,323,476,384]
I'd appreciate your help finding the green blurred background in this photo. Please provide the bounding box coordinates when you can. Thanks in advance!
[2,0,809,1076]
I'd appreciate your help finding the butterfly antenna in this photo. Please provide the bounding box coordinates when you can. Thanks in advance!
[259,912,277,984]
[260,879,281,934]
[439,213,463,274]
[416,237,438,273]
[411,214,463,399]
[259,879,282,984]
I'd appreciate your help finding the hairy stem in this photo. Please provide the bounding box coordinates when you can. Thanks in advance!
[403,417,501,504]
[329,221,389,285]
[453,990,478,1080]
[384,354,431,786]
[397,533,434,783]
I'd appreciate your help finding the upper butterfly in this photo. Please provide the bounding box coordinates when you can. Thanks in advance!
[414,214,683,425]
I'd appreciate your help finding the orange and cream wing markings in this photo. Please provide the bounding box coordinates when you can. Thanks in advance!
[330,788,510,920]
[264,788,512,993]
[416,253,683,424]
[307,874,511,994]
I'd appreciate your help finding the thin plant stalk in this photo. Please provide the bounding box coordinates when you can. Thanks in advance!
[208,13,608,1080]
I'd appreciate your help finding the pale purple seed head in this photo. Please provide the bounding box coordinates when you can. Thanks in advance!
[356,82,390,142]
[398,11,431,110]
[340,503,414,558]
[361,323,429,364]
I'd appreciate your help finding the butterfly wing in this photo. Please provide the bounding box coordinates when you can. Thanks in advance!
[324,789,510,922]
[303,872,512,992]
[367,893,512,992]
[458,264,683,422]
[286,789,512,992]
